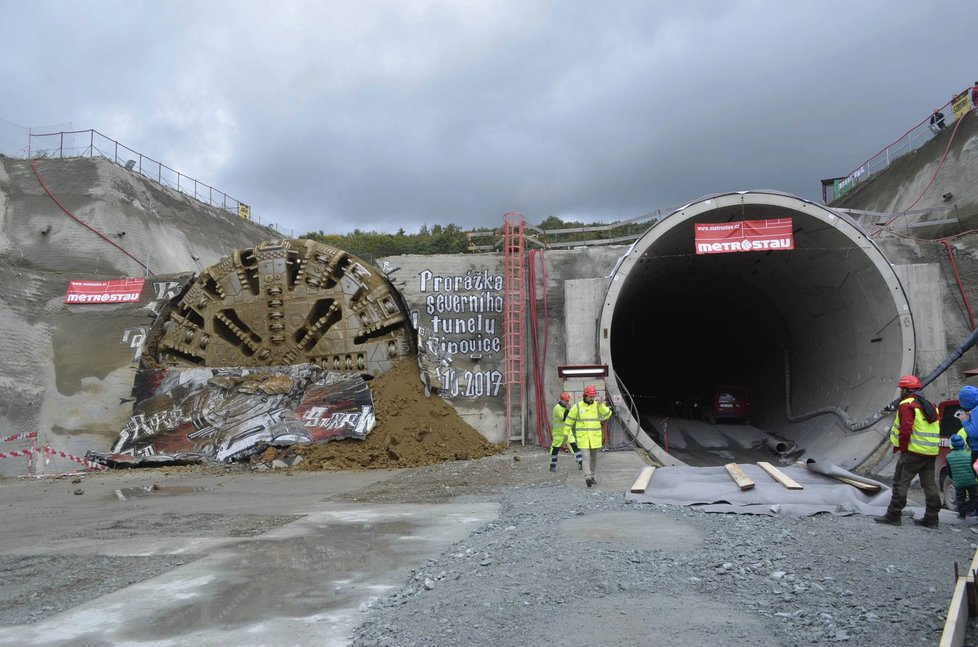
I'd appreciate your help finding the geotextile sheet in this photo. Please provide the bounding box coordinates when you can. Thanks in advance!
[625,460,916,518]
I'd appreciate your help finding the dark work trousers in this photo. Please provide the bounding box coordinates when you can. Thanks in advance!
[956,485,978,518]
[884,452,941,522]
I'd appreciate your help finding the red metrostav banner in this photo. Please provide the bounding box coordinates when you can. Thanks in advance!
[64,278,145,304]
[694,218,794,255]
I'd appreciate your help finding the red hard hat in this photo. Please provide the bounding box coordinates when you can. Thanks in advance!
[559,392,571,401]
[583,385,598,397]
[898,375,921,389]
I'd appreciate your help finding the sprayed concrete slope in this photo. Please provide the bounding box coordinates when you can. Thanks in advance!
[0,156,278,473]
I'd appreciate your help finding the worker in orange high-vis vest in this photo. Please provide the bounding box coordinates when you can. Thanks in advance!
[566,385,613,488]
[874,374,942,528]
[549,392,583,472]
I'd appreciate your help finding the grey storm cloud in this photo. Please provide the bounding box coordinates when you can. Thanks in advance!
[2,0,976,235]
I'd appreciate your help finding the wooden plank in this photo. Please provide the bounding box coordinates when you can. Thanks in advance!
[629,466,656,493]
[938,577,969,647]
[967,550,978,581]
[832,475,881,492]
[757,462,803,490]
[724,463,755,490]
[965,550,978,618]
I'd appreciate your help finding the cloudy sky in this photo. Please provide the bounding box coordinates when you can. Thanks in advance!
[2,1,976,235]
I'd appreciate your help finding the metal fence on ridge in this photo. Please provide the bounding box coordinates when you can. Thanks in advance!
[830,89,975,202]
[21,128,295,236]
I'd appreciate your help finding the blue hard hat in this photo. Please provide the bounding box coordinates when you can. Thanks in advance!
[951,433,965,449]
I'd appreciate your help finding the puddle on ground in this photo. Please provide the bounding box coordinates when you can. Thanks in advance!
[111,508,494,644]
[113,485,210,500]
[120,516,426,640]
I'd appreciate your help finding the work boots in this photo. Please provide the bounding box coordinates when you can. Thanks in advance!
[873,514,902,526]
[913,518,939,529]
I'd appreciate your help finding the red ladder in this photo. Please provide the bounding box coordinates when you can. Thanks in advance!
[502,211,526,446]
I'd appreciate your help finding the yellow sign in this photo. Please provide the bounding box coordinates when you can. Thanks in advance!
[952,92,971,120]
[238,203,251,220]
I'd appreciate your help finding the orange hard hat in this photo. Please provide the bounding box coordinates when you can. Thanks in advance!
[898,375,921,389]
[559,392,571,401]
[583,385,598,397]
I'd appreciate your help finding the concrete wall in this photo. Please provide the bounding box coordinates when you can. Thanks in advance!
[379,248,624,445]
[894,264,949,402]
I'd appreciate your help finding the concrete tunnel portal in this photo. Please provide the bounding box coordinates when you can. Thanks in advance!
[599,191,915,470]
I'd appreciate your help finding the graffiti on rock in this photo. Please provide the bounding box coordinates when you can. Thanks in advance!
[121,326,149,363]
[143,280,183,317]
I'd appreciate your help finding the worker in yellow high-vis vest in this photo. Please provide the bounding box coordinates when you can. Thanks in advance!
[566,385,613,488]
[874,374,942,528]
[549,392,583,472]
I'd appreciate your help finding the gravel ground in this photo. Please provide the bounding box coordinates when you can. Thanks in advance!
[2,449,977,644]
[349,449,978,647]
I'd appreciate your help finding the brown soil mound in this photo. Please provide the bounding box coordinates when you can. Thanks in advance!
[291,360,504,470]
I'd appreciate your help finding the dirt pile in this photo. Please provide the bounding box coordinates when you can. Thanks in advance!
[288,360,504,470]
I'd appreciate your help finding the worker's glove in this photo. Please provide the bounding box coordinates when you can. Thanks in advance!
[882,403,896,414]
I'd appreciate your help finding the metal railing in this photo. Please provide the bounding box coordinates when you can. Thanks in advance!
[831,90,974,202]
[24,128,293,235]
[466,204,679,251]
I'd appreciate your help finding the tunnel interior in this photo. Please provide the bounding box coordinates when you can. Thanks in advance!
[603,193,913,468]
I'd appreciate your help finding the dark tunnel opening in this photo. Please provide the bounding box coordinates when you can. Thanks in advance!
[612,268,789,429]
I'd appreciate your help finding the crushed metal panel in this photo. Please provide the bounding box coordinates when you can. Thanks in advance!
[99,364,374,465]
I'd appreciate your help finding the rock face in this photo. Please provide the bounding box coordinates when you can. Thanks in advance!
[0,156,277,475]
[0,156,499,476]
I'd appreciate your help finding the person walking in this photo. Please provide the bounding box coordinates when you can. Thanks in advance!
[549,392,583,472]
[946,433,978,519]
[957,385,978,463]
[566,385,613,487]
[930,108,946,133]
[874,375,942,528]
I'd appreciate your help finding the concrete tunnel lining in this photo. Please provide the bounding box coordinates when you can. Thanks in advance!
[598,191,915,469]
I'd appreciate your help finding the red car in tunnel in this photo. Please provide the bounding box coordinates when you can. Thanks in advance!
[707,385,751,424]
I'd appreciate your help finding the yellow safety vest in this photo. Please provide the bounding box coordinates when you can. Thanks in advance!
[551,403,573,447]
[567,400,613,450]
[889,396,940,456]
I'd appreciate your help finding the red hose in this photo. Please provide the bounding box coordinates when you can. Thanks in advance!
[863,109,974,331]
[528,249,549,446]
[842,97,955,186]
[31,158,151,275]
[942,239,976,331]
[871,112,966,235]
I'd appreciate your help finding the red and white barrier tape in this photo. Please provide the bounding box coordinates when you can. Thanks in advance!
[0,445,106,471]
[0,448,34,460]
[1,432,37,443]
[42,446,106,471]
